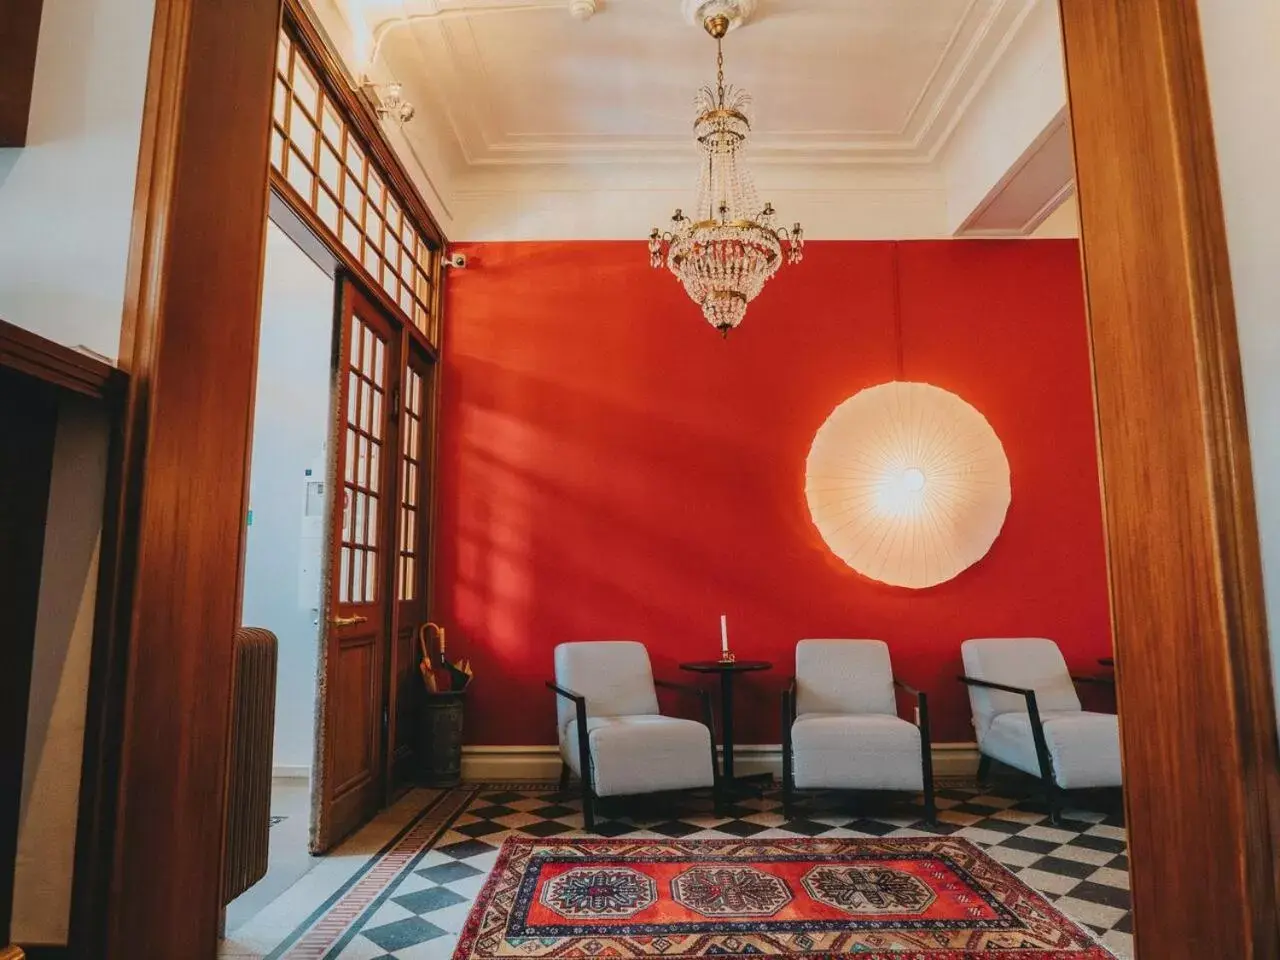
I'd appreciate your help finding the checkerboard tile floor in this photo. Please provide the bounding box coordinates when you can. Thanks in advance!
[324,780,1130,960]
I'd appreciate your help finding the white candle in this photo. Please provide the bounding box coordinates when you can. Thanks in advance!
[720,614,729,655]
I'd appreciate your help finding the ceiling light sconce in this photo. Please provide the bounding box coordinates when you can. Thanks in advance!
[365,80,416,125]
[568,0,599,19]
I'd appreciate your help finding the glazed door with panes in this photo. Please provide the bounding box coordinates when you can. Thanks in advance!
[387,347,436,791]
[314,279,401,852]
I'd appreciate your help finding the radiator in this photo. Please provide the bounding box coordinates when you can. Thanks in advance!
[222,626,278,905]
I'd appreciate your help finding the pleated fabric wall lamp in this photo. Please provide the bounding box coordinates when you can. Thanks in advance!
[805,380,1011,588]
[804,246,1011,588]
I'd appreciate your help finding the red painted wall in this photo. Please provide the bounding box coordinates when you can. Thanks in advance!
[436,240,1111,744]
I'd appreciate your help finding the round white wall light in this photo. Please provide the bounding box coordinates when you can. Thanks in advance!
[804,381,1012,589]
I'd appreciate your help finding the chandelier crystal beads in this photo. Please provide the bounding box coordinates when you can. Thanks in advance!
[649,12,803,336]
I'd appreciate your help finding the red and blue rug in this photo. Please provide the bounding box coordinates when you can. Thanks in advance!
[455,836,1115,959]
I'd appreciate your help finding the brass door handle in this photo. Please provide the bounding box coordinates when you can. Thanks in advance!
[330,615,369,627]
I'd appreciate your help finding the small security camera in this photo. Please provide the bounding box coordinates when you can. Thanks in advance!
[445,252,468,269]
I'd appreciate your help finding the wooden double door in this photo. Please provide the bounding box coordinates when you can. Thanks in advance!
[313,277,436,852]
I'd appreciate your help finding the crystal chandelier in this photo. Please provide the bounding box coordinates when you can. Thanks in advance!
[649,11,803,336]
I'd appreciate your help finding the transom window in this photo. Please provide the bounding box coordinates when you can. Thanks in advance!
[271,29,439,345]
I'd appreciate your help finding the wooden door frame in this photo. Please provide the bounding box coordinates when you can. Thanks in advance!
[78,0,282,956]
[82,0,1277,957]
[1058,2,1279,954]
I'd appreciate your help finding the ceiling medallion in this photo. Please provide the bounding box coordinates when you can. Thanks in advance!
[681,0,756,31]
[649,2,803,336]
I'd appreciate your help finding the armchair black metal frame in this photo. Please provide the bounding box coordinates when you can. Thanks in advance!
[781,676,936,825]
[959,673,1115,826]
[546,678,720,831]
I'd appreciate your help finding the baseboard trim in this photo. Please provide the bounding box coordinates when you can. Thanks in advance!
[461,744,980,782]
[272,765,311,780]
[461,746,564,782]
[925,744,981,778]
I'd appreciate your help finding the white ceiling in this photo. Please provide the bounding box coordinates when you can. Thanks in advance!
[371,0,1026,166]
[319,0,1075,239]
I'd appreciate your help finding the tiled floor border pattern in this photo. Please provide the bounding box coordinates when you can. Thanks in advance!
[269,786,481,959]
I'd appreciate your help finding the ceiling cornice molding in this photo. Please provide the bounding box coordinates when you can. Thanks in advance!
[897,0,990,142]
[348,0,1067,241]
[918,0,1043,161]
[369,0,595,52]
[371,0,1039,170]
[905,0,1037,154]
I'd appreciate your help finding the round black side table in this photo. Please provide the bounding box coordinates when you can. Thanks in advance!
[680,659,772,789]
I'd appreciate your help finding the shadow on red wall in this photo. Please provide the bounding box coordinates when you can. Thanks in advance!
[435,240,1111,745]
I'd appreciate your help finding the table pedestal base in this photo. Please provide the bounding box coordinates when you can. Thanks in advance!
[679,658,775,803]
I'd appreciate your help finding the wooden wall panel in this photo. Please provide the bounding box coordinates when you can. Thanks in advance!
[1059,0,1280,955]
[0,0,44,147]
[94,0,282,956]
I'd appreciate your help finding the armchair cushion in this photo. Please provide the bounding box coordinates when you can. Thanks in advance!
[791,714,923,791]
[563,715,715,797]
[961,638,1082,741]
[984,711,1122,789]
[795,639,896,717]
[553,641,661,741]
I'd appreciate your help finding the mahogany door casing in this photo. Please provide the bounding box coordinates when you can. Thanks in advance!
[313,278,401,851]
[387,346,436,792]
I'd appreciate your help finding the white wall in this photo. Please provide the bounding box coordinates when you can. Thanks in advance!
[452,168,950,241]
[941,0,1066,234]
[12,399,110,945]
[1198,1,1280,711]
[0,0,155,362]
[242,221,335,775]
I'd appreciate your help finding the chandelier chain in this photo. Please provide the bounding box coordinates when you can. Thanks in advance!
[716,38,725,106]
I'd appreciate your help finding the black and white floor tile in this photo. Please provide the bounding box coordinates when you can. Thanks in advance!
[221,779,1131,960]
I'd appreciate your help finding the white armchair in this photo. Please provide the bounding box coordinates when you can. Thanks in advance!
[547,641,718,830]
[781,640,936,824]
[960,637,1121,824]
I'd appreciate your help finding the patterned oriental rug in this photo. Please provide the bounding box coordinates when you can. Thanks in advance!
[454,837,1116,960]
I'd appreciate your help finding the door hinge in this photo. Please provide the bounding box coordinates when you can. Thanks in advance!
[391,385,401,418]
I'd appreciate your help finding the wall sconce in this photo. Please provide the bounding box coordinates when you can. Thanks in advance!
[805,381,1012,589]
[364,80,415,125]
